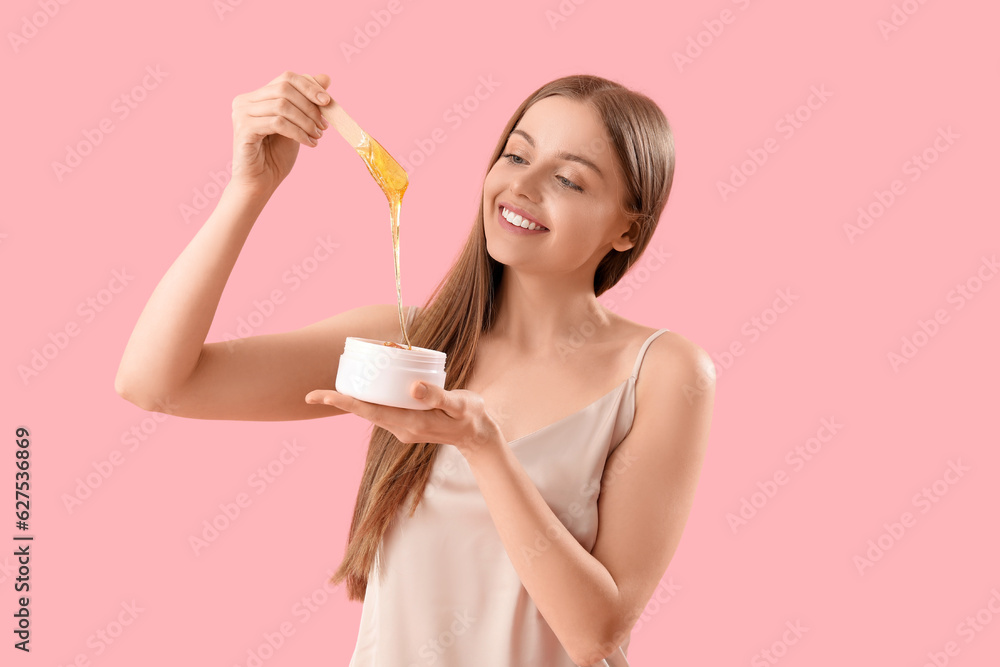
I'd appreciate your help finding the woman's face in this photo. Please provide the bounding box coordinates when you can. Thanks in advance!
[482,96,635,276]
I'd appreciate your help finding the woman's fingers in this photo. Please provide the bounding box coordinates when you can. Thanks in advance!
[302,74,332,130]
[302,73,332,105]
[241,114,317,147]
[245,97,323,143]
[227,70,334,191]
[244,91,323,139]
[256,72,330,131]
[231,71,333,151]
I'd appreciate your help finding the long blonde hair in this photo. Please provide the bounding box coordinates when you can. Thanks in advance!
[330,73,676,601]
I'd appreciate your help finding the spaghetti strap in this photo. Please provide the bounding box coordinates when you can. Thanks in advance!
[630,328,671,379]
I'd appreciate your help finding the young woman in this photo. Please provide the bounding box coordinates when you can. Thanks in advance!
[116,70,715,667]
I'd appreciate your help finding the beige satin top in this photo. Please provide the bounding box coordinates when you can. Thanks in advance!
[349,306,670,666]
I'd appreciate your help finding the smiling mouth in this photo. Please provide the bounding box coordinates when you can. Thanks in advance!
[499,205,548,231]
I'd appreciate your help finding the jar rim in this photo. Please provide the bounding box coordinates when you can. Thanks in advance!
[344,336,447,361]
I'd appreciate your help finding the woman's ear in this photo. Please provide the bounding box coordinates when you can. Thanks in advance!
[612,218,640,252]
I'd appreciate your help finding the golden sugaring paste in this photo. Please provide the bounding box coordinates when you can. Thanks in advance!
[354,129,413,350]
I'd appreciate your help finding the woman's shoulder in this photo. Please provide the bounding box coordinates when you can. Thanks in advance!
[615,316,714,385]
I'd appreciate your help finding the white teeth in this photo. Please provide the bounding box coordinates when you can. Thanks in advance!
[501,206,546,231]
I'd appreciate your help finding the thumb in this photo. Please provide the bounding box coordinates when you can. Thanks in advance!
[312,72,331,91]
[412,380,449,403]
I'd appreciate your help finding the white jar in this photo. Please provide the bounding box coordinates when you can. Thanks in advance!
[335,337,447,410]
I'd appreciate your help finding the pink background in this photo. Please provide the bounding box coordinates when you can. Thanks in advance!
[4,0,999,665]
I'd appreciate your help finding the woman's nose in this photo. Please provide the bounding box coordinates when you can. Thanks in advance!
[509,168,541,201]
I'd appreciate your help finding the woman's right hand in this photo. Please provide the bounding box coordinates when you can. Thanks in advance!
[229,71,332,198]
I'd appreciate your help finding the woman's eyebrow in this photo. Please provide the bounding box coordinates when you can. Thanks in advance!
[509,129,604,179]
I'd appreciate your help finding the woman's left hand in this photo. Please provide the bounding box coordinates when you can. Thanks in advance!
[304,382,503,457]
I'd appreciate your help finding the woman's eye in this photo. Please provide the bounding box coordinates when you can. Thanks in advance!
[558,176,583,192]
[502,153,583,192]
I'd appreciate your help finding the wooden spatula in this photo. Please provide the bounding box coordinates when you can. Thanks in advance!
[309,87,408,191]
[318,96,368,149]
